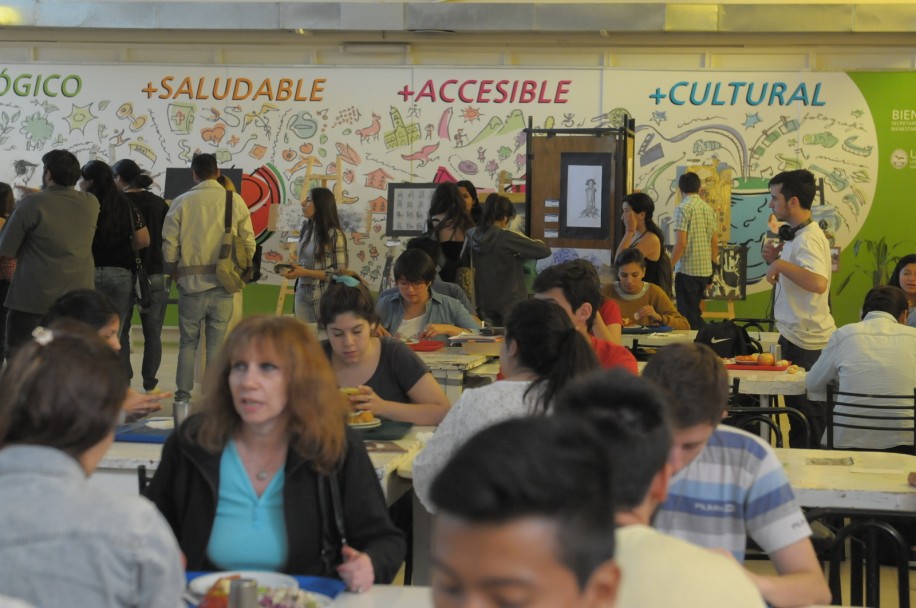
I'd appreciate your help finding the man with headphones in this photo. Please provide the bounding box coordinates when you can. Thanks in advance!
[762,169,836,447]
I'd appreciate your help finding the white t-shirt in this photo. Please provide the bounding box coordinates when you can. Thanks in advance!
[616,525,766,608]
[774,222,836,350]
[413,381,539,512]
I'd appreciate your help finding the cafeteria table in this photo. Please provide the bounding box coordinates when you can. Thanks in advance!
[334,585,433,607]
[776,447,916,606]
[621,328,781,352]
[415,349,488,402]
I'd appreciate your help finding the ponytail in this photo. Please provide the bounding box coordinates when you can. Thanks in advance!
[504,299,601,414]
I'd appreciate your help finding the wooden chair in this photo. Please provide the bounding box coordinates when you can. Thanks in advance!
[825,379,916,453]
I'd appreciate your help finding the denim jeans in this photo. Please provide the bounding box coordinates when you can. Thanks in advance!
[778,335,825,448]
[137,274,170,391]
[674,272,709,330]
[175,286,233,402]
[95,266,134,373]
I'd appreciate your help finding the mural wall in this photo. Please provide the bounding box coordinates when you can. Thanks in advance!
[0,64,910,320]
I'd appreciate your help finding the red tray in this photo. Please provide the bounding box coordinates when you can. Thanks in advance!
[408,340,445,352]
[726,363,790,371]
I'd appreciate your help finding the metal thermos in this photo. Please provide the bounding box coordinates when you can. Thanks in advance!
[769,344,782,362]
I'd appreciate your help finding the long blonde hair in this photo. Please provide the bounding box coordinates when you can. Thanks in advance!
[196,315,348,474]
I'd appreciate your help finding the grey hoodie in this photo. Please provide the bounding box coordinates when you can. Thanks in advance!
[468,225,551,316]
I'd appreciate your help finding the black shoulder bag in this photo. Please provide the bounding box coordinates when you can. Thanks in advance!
[317,471,348,576]
[128,201,152,309]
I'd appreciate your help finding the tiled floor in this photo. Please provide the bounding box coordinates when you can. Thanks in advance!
[133,327,913,604]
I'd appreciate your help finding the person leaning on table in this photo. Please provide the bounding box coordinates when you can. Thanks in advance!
[145,315,405,592]
[0,323,184,608]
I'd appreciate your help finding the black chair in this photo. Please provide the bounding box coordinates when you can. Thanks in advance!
[806,508,912,607]
[627,339,658,362]
[825,380,916,453]
[725,377,812,448]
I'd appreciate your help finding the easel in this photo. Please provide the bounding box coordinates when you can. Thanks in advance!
[276,156,343,315]
[700,300,736,320]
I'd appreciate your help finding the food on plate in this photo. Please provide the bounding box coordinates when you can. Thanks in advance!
[785,364,801,374]
[349,410,376,424]
[734,354,759,363]
[757,353,776,366]
[200,577,325,608]
[259,587,327,608]
[339,387,361,396]
[199,575,239,608]
[776,359,790,367]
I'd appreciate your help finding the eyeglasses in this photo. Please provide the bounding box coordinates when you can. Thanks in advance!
[396,280,427,289]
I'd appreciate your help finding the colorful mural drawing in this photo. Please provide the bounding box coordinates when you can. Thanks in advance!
[0,67,879,291]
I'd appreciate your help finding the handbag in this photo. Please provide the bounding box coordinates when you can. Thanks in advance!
[215,191,255,293]
[317,472,347,576]
[128,202,152,309]
[454,233,476,309]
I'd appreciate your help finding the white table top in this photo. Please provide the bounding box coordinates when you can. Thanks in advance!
[334,585,432,608]
[776,447,916,511]
[416,349,488,371]
[635,361,807,397]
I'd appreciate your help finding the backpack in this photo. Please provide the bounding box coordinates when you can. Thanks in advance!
[215,191,256,293]
[694,319,761,358]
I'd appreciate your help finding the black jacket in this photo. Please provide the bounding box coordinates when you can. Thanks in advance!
[468,225,551,315]
[145,416,405,582]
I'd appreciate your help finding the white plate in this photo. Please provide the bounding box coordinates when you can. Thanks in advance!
[348,419,382,429]
[188,571,298,597]
[144,417,174,430]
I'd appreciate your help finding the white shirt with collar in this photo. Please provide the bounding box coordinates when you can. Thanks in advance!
[807,310,916,449]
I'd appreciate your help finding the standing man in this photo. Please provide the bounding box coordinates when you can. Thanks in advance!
[670,171,718,329]
[762,169,835,447]
[0,149,99,358]
[162,153,255,407]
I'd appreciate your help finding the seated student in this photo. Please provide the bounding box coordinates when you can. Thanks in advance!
[806,285,916,451]
[429,417,620,608]
[0,324,184,607]
[533,259,638,374]
[555,369,766,608]
[413,298,600,512]
[645,343,830,608]
[375,249,479,341]
[600,248,689,330]
[318,281,451,425]
[376,236,476,316]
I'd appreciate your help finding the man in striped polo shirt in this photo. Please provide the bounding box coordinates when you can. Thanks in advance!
[645,343,830,608]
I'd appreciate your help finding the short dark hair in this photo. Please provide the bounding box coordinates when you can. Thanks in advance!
[533,259,601,331]
[191,153,219,180]
[430,416,616,589]
[393,248,437,284]
[678,171,701,194]
[41,149,81,187]
[0,323,128,459]
[642,342,730,428]
[44,289,119,331]
[769,169,817,210]
[862,285,909,319]
[614,247,645,269]
[555,369,672,511]
[404,236,440,262]
[318,281,380,328]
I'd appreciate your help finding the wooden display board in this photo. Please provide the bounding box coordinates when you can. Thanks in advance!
[526,123,634,251]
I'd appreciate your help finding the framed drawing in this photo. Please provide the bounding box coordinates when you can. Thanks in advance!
[558,152,613,240]
[707,245,748,301]
[385,182,437,237]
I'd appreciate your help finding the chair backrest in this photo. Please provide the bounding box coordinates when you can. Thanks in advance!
[724,405,811,449]
[825,380,916,453]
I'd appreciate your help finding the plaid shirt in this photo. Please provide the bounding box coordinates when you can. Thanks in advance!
[673,193,716,277]
[296,223,349,310]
